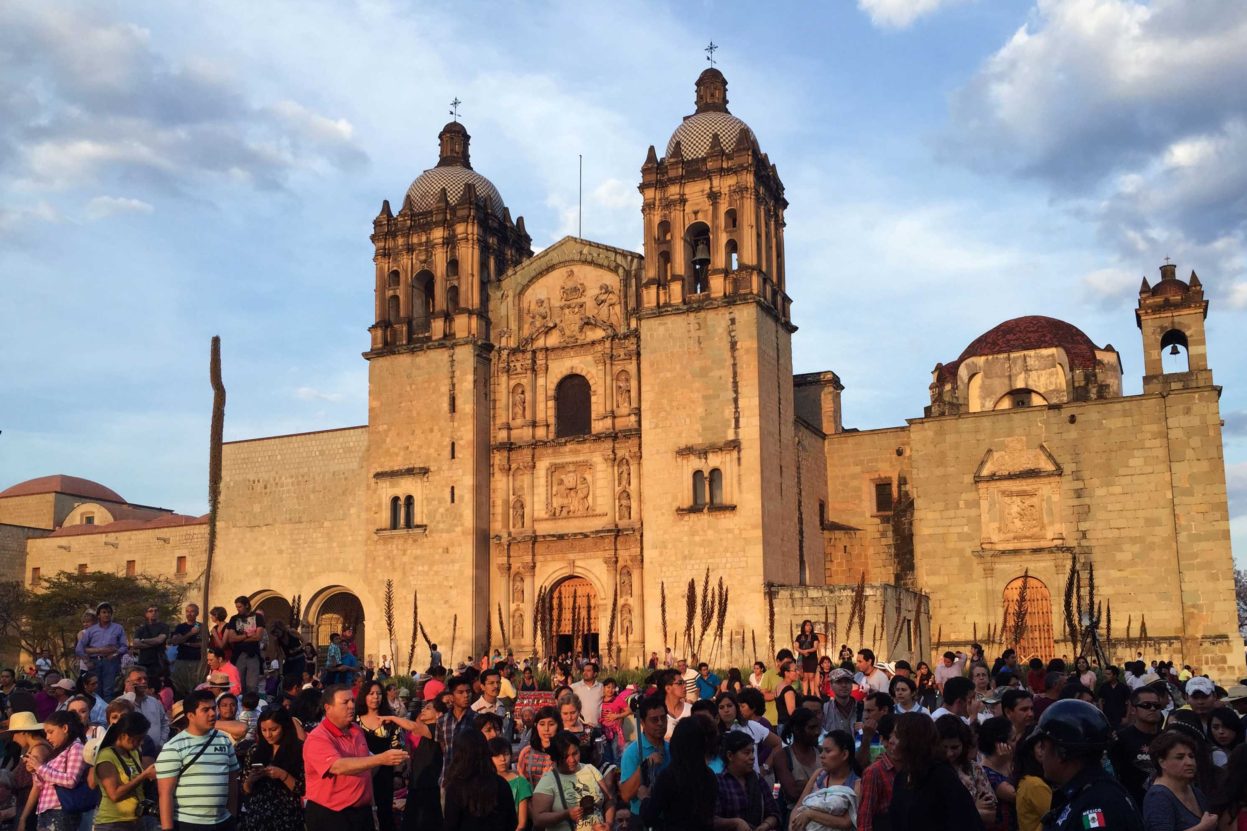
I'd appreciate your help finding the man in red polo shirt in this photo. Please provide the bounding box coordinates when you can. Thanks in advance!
[303,684,407,831]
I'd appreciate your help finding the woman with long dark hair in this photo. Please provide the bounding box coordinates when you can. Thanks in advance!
[74,672,108,726]
[516,706,560,788]
[208,606,232,661]
[444,730,516,831]
[721,667,745,696]
[20,710,87,831]
[935,713,996,827]
[242,708,304,831]
[1211,707,1246,768]
[533,731,611,830]
[817,656,834,700]
[356,679,403,831]
[772,707,821,812]
[774,661,801,728]
[789,729,859,831]
[1212,743,1247,830]
[888,712,984,830]
[794,621,820,697]
[93,711,156,830]
[914,661,939,711]
[836,645,854,672]
[1011,732,1051,831]
[714,730,780,830]
[268,619,306,682]
[714,692,779,772]
[640,719,715,830]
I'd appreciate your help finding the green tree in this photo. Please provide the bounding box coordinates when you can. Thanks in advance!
[0,571,189,673]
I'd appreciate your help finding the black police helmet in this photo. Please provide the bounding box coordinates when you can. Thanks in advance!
[1034,699,1112,752]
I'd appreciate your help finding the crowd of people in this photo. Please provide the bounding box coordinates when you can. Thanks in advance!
[3,607,1247,831]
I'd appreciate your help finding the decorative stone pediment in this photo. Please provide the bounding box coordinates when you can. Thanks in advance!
[975,439,1065,551]
[974,440,1062,482]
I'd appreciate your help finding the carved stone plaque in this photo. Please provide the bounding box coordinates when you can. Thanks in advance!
[547,462,593,517]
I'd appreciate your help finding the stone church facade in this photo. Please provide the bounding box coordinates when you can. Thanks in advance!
[4,70,1238,675]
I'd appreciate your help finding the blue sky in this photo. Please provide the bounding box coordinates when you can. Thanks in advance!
[2,0,1245,561]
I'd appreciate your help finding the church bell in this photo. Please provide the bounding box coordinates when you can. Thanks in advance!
[692,239,711,267]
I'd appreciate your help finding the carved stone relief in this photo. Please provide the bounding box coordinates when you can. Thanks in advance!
[617,458,631,488]
[511,496,525,528]
[620,604,633,641]
[511,572,524,604]
[617,489,632,520]
[511,384,526,420]
[512,609,524,640]
[619,566,633,598]
[548,462,593,517]
[522,266,623,346]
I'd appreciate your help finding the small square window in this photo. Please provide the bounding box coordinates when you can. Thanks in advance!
[83,514,94,525]
[77,563,87,575]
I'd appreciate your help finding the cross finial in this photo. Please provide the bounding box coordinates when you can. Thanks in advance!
[705,41,718,67]
[1163,255,1171,265]
[449,97,462,122]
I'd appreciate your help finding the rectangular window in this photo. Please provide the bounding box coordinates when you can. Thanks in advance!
[176,556,187,575]
[450,441,456,460]
[874,481,894,514]
[83,514,94,525]
[30,567,40,585]
[125,560,136,577]
[449,393,456,413]
[77,563,87,575]
[450,486,456,504]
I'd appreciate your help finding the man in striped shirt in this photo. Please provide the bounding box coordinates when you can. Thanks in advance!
[156,689,239,831]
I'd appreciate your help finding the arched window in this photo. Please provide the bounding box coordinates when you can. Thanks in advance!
[387,295,401,325]
[725,239,739,272]
[708,468,724,505]
[446,258,459,279]
[994,389,1048,410]
[657,220,671,242]
[387,269,400,288]
[692,471,706,507]
[1002,575,1054,661]
[724,208,738,230]
[686,221,711,294]
[403,495,414,529]
[555,374,592,437]
[1161,329,1190,374]
[412,271,434,334]
[389,496,401,530]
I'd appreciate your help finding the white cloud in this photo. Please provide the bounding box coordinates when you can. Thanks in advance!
[294,386,344,403]
[1229,282,1247,310]
[86,195,154,220]
[857,0,970,28]
[1080,267,1140,306]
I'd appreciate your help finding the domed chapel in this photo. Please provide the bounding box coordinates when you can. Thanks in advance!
[3,70,1238,674]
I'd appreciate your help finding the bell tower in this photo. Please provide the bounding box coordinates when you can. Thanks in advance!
[637,69,802,654]
[637,68,790,320]
[1136,261,1213,393]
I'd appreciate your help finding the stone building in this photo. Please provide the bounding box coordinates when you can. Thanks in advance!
[5,70,1238,675]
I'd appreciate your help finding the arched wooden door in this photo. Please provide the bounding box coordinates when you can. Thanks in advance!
[550,576,598,658]
[1002,575,1054,661]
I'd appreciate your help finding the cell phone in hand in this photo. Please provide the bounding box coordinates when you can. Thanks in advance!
[579,795,595,813]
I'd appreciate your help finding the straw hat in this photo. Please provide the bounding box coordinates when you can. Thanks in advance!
[0,711,44,737]
[1224,684,1247,702]
[170,700,187,725]
[206,673,231,689]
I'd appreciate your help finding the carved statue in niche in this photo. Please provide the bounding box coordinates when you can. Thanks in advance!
[511,573,524,604]
[620,604,633,641]
[550,465,592,517]
[617,458,630,488]
[560,269,585,301]
[615,370,631,409]
[511,384,526,420]
[617,489,632,520]
[593,283,621,328]
[619,566,633,598]
[512,609,524,641]
[511,496,525,528]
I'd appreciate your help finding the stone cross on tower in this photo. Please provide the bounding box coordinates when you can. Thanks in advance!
[705,41,718,67]
[449,97,462,122]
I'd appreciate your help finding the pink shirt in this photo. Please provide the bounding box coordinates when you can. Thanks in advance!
[303,719,373,810]
[36,740,85,814]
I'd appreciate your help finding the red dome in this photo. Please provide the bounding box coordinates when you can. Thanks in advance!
[1151,278,1189,297]
[937,316,1106,383]
[0,475,124,503]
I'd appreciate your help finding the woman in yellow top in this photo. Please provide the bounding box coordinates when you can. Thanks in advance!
[93,712,157,830]
[1012,733,1053,831]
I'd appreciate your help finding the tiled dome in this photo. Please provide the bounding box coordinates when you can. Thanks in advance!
[666,111,757,158]
[405,165,506,216]
[0,475,124,502]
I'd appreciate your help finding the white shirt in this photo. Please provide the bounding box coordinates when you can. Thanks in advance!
[730,721,771,772]
[665,702,691,740]
[570,680,605,726]
[930,706,972,726]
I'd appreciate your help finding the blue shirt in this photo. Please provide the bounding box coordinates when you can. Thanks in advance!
[75,622,128,659]
[620,735,670,814]
[695,673,721,700]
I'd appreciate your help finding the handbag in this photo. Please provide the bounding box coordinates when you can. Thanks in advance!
[52,746,100,813]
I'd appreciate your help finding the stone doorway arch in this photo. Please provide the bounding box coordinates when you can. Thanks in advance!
[546,575,599,660]
[1002,575,1054,662]
[306,586,365,659]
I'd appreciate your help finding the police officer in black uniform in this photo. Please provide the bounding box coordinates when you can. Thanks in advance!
[1038,699,1143,830]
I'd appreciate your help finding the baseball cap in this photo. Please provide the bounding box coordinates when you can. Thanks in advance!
[1186,676,1215,697]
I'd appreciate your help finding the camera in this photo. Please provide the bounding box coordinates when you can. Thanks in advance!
[136,799,158,817]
